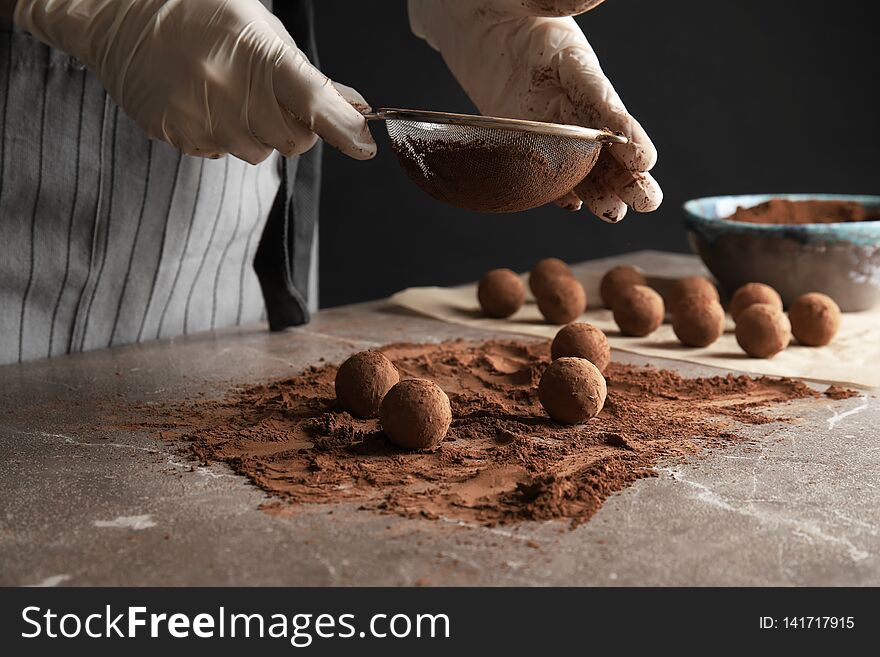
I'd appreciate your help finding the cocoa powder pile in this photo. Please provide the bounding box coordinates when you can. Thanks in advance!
[154,339,850,527]
[729,199,880,224]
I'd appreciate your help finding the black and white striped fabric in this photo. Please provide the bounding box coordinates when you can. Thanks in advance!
[0,0,320,365]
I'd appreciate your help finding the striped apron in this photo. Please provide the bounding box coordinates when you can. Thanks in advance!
[0,0,320,365]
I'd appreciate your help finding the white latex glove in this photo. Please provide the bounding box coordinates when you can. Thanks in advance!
[14,0,376,164]
[409,0,661,222]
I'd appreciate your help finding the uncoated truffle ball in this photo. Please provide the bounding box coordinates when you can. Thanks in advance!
[612,285,664,337]
[599,265,646,308]
[379,379,452,450]
[789,292,841,346]
[672,296,725,347]
[538,357,607,424]
[668,276,720,309]
[335,350,400,418]
[729,282,783,321]
[550,323,611,373]
[477,268,525,319]
[735,303,791,358]
[529,257,573,297]
[536,275,587,325]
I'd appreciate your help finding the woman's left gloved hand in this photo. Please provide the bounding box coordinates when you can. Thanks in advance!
[409,0,661,222]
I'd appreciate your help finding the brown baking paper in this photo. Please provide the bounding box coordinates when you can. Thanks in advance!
[390,253,880,389]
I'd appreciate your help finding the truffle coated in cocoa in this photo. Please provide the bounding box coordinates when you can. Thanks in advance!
[735,303,791,358]
[550,322,611,373]
[672,296,725,347]
[538,357,607,424]
[612,284,664,337]
[379,379,452,450]
[477,268,525,319]
[535,275,587,325]
[668,276,719,309]
[599,265,646,308]
[729,282,783,321]
[789,292,841,346]
[529,257,573,297]
[334,350,400,418]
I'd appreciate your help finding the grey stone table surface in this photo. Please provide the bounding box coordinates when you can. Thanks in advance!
[1,251,877,586]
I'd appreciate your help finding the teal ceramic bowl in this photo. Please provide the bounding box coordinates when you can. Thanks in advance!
[683,194,880,311]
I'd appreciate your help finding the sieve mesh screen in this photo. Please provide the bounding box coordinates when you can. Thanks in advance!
[384,119,602,213]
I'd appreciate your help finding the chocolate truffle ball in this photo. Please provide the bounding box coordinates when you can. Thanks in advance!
[550,322,611,373]
[668,276,720,309]
[538,357,607,424]
[477,268,525,319]
[535,275,587,325]
[599,265,646,308]
[529,257,573,297]
[379,379,452,450]
[735,303,791,358]
[672,296,725,347]
[612,284,664,337]
[789,292,841,346]
[729,282,783,322]
[335,350,400,418]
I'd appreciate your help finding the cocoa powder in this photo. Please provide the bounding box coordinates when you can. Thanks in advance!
[824,385,859,401]
[393,135,599,213]
[729,199,880,225]
[150,339,843,528]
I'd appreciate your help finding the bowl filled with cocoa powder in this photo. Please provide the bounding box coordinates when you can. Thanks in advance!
[683,193,880,311]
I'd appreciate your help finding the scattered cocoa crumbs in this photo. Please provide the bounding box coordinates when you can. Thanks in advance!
[824,385,860,400]
[154,340,821,528]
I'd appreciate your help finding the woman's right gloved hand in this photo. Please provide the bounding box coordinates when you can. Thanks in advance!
[409,0,660,222]
[13,0,376,164]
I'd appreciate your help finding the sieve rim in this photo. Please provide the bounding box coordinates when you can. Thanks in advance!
[364,107,628,144]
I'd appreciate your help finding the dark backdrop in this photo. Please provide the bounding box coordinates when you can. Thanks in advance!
[313,0,879,308]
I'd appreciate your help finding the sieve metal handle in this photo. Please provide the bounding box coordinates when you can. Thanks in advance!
[362,107,628,144]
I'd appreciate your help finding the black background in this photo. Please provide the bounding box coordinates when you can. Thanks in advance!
[314,0,879,308]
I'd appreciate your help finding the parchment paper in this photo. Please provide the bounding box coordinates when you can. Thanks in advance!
[390,258,880,389]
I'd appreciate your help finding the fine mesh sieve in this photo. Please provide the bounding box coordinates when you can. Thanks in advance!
[365,108,627,213]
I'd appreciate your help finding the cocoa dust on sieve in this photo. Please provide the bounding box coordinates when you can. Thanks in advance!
[150,339,853,527]
[393,135,598,213]
[729,199,880,225]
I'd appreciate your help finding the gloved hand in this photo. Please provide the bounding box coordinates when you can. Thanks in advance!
[14,0,376,164]
[409,0,661,222]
